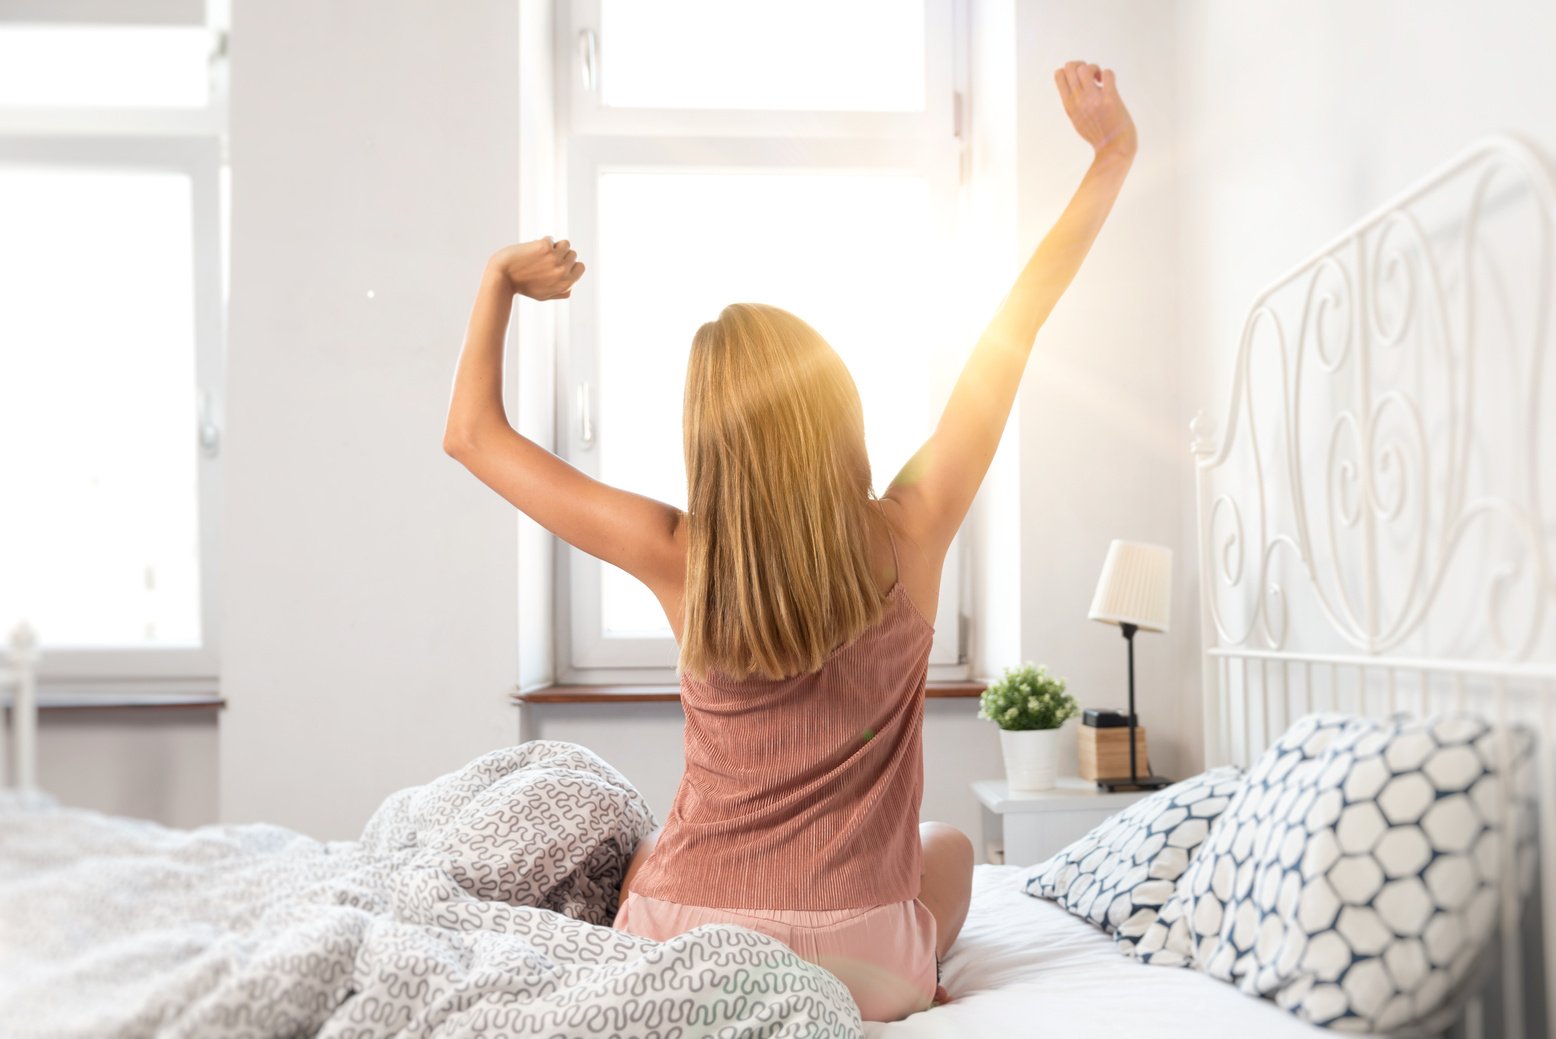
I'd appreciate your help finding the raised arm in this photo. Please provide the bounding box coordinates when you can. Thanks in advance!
[886,60,1137,552]
[443,239,684,589]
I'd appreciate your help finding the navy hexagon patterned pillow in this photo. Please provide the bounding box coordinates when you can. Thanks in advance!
[1133,712,1532,1034]
[1022,766,1245,953]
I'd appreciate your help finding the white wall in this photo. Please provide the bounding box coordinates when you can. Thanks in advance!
[24,709,218,828]
[1177,0,1556,442]
[1010,1,1193,780]
[221,1,523,838]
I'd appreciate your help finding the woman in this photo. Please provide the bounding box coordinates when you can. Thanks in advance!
[444,60,1136,1023]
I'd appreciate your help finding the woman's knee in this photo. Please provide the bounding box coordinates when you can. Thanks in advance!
[919,821,974,869]
[918,822,974,958]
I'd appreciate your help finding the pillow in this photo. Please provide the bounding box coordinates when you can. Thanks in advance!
[1022,766,1245,953]
[1133,713,1530,1034]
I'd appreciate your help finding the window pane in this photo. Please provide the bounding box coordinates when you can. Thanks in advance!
[0,167,202,648]
[0,27,210,108]
[596,170,938,635]
[599,0,924,112]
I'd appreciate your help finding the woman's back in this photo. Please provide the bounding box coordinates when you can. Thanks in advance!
[626,518,935,911]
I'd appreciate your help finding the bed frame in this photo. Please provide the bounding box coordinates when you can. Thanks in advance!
[1192,135,1556,1038]
[0,623,40,791]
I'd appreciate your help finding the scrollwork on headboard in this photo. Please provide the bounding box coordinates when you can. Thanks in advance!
[1193,135,1556,668]
[1190,137,1556,1039]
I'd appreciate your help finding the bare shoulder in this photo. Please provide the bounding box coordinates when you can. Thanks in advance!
[877,492,945,626]
[878,492,947,567]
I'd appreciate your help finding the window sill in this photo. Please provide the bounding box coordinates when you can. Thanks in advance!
[512,681,985,705]
[1,692,226,712]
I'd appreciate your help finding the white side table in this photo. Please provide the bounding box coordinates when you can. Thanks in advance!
[972,778,1154,868]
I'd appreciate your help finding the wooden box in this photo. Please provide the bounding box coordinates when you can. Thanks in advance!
[1077,724,1150,781]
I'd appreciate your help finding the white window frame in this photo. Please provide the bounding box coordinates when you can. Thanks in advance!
[0,1,227,693]
[553,0,972,684]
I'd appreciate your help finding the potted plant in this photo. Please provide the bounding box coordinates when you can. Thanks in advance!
[977,662,1079,792]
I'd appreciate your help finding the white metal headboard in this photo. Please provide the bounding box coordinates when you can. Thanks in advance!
[0,623,39,790]
[1192,135,1555,1037]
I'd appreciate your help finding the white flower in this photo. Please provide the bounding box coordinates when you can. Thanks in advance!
[1027,696,1039,712]
[1003,706,1018,723]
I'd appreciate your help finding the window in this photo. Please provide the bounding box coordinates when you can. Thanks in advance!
[0,24,212,108]
[0,3,226,688]
[594,0,926,113]
[555,0,970,681]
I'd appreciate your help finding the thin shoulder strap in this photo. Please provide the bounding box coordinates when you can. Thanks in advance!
[885,514,902,584]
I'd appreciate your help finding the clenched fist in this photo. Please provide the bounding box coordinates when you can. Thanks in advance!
[487,237,586,300]
[1055,60,1137,161]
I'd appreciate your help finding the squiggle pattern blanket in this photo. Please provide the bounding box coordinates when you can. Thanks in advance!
[0,739,863,1038]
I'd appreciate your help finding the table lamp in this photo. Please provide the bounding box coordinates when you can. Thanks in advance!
[1088,540,1173,792]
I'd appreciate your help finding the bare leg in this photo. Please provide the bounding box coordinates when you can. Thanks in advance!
[619,826,662,904]
[917,821,974,1003]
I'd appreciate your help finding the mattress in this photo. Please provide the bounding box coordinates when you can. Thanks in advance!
[868,864,1324,1037]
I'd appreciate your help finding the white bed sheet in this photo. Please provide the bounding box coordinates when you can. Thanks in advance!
[867,864,1325,1038]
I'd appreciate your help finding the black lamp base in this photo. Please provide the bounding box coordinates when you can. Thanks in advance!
[1097,621,1170,794]
[1095,773,1173,793]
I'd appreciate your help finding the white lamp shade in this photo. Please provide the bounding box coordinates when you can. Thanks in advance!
[1088,540,1173,632]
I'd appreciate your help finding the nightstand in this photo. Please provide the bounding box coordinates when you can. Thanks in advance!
[972,778,1155,867]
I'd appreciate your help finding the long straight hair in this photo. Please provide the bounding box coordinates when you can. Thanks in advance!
[679,303,885,682]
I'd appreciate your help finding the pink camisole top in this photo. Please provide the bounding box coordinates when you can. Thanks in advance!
[626,524,936,911]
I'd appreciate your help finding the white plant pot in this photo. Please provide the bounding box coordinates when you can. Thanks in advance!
[1000,727,1060,792]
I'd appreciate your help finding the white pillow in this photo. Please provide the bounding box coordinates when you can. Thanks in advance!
[1134,713,1530,1034]
[1022,766,1245,954]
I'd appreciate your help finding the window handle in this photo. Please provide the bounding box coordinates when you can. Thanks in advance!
[579,29,599,92]
[198,388,221,457]
[577,381,594,448]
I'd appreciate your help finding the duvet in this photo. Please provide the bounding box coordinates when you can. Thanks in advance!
[0,740,862,1038]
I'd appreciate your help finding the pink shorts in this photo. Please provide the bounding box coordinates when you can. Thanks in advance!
[613,891,939,1023]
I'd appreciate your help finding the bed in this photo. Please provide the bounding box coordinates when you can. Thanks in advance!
[1180,133,1555,1039]
[3,134,1553,1037]
[868,864,1324,1038]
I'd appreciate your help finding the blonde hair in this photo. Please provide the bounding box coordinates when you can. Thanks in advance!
[680,303,886,682]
